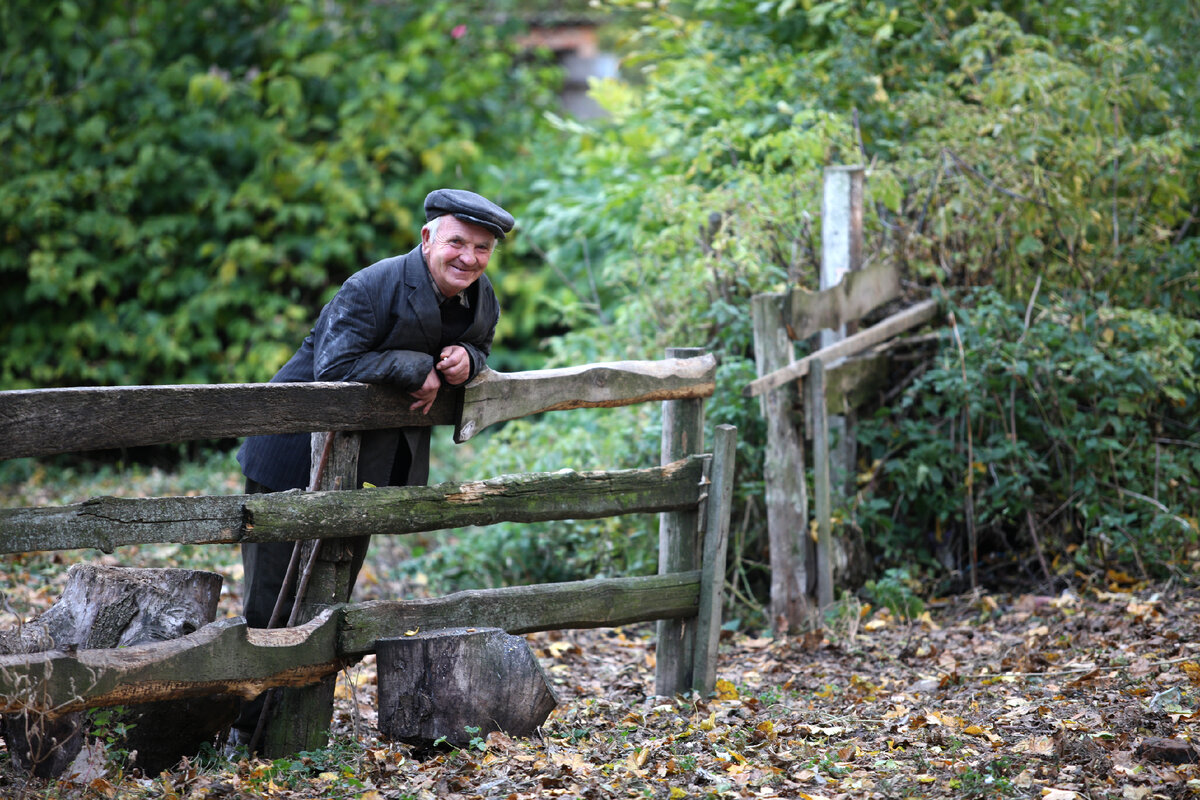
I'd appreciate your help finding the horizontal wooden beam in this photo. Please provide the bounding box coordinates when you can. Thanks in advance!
[0,572,701,715]
[0,382,452,460]
[0,356,716,460]
[339,571,702,656]
[743,298,939,398]
[0,457,708,555]
[781,261,902,342]
[247,455,708,542]
[455,354,717,441]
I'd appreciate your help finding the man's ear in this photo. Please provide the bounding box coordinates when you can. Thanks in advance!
[420,225,432,250]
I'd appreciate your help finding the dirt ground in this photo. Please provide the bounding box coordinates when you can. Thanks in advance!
[4,577,1200,799]
[310,578,1200,800]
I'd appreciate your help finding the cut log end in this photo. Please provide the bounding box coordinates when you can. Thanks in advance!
[376,627,558,749]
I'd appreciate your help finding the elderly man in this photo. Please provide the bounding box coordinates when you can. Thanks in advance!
[231,189,512,743]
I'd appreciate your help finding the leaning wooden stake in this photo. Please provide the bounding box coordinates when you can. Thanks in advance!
[693,424,737,695]
[656,347,707,697]
[743,298,940,398]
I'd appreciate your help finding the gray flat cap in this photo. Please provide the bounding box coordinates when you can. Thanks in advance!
[424,189,515,240]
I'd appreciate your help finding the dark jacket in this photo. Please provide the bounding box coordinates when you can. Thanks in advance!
[237,244,499,491]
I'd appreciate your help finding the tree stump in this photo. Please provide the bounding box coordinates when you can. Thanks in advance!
[376,627,558,749]
[0,564,236,776]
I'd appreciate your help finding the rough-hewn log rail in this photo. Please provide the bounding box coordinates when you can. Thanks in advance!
[0,573,701,716]
[0,382,449,461]
[339,571,702,656]
[0,457,708,555]
[453,354,717,441]
[0,610,342,717]
[0,356,717,460]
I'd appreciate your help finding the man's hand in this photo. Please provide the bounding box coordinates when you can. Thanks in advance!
[436,345,471,386]
[409,367,442,414]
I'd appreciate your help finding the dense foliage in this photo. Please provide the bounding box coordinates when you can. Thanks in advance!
[0,0,560,388]
[2,0,1196,601]
[858,288,1200,583]
[428,0,1198,599]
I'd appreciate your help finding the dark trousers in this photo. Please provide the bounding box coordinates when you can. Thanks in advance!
[233,435,413,737]
[240,477,372,628]
[233,480,372,736]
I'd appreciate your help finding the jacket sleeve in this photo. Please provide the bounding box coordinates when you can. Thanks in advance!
[311,279,434,389]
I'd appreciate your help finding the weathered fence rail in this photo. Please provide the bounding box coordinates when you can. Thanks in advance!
[0,354,735,760]
[0,457,707,554]
[0,357,716,459]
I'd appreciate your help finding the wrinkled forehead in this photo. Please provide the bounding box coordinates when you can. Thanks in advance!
[436,215,497,248]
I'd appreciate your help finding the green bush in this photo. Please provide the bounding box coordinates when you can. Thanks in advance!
[0,0,560,389]
[857,288,1200,583]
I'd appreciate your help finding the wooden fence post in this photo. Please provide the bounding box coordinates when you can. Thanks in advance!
[751,295,811,635]
[656,347,706,696]
[693,424,736,695]
[808,361,835,609]
[820,165,865,496]
[260,430,361,757]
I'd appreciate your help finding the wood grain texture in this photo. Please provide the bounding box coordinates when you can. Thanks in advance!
[0,457,708,555]
[340,572,702,657]
[454,354,716,441]
[0,571,702,715]
[0,357,717,459]
[0,382,451,460]
[0,610,342,717]
[377,628,557,747]
[783,261,899,342]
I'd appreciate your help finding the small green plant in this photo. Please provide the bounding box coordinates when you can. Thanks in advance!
[862,569,925,622]
[949,756,1017,798]
[464,725,487,752]
[85,706,135,773]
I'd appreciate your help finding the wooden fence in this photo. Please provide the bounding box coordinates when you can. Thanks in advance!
[0,351,735,757]
[745,166,941,633]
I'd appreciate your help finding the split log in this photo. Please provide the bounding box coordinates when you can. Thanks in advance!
[0,565,236,776]
[341,571,702,656]
[376,628,558,749]
[0,356,717,460]
[0,611,343,715]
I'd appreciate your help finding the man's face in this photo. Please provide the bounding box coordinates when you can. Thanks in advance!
[421,216,496,298]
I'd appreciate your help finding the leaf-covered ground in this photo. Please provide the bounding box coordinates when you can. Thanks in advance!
[6,573,1199,799]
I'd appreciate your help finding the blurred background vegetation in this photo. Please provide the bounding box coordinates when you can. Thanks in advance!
[1,0,1196,624]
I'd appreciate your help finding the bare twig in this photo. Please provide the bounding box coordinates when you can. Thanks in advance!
[949,312,977,591]
[1024,509,1053,584]
[943,149,1050,208]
